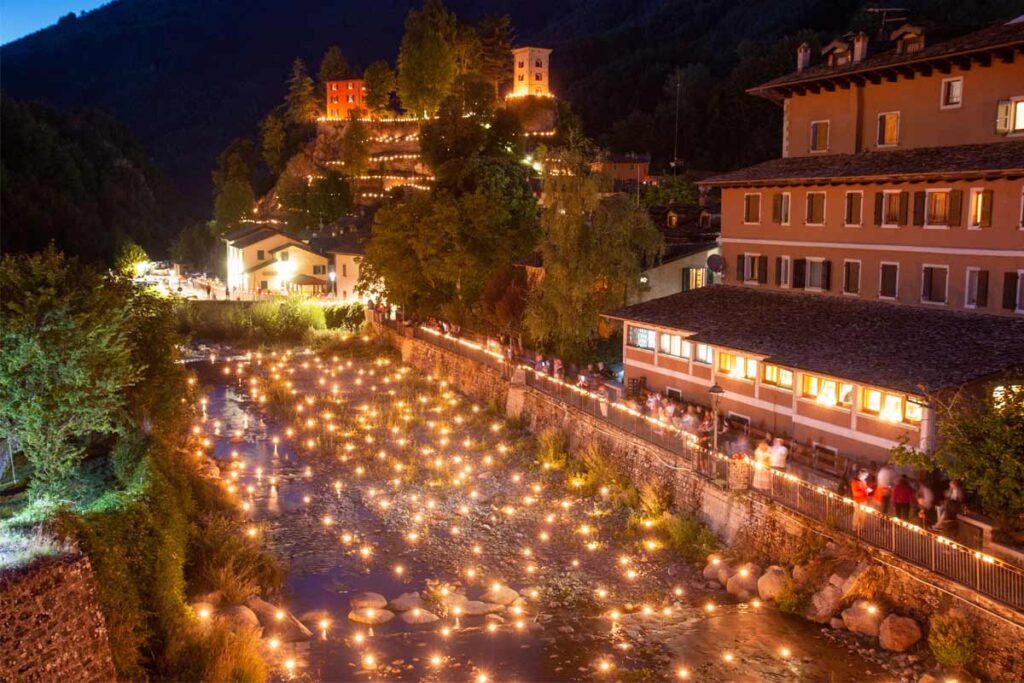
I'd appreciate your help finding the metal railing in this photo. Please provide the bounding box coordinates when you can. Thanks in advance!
[393,323,1024,613]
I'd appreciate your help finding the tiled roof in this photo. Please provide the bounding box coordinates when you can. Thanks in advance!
[220,224,264,242]
[604,285,1024,394]
[752,19,1024,93]
[230,228,288,249]
[701,140,1024,186]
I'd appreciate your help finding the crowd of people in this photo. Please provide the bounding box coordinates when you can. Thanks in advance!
[843,464,966,532]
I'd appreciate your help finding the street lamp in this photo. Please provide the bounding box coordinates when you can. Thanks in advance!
[328,270,337,297]
[708,383,724,456]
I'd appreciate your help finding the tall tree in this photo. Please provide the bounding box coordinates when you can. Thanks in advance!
[397,0,457,117]
[211,138,256,233]
[260,112,287,176]
[318,45,350,84]
[363,60,397,117]
[341,118,371,176]
[524,136,663,359]
[286,58,320,125]
[114,239,149,277]
[477,15,513,97]
[307,169,353,226]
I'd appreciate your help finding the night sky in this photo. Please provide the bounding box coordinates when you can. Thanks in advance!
[1,0,108,44]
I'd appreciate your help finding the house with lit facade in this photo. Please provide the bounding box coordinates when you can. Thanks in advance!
[325,78,367,120]
[222,225,329,294]
[606,18,1024,469]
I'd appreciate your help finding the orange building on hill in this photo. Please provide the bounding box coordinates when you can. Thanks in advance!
[326,79,367,119]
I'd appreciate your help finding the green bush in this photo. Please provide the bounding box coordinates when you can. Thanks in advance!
[204,560,260,605]
[661,510,719,564]
[929,610,977,670]
[165,620,267,683]
[774,575,813,615]
[186,512,284,599]
[324,302,367,331]
[176,297,327,343]
[537,428,569,469]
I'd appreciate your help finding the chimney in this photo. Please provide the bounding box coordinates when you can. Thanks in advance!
[797,43,811,72]
[853,32,869,63]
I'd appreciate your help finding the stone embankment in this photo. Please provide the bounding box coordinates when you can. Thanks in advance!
[377,324,1024,681]
[0,553,116,682]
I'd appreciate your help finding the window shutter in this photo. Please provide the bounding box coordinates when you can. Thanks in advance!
[1003,272,1020,310]
[772,194,783,224]
[980,190,994,227]
[977,270,989,307]
[913,191,926,226]
[996,100,1012,134]
[775,257,783,285]
[844,263,853,293]
[681,268,692,292]
[948,189,963,227]
[822,260,832,291]
[793,259,806,289]
[805,194,813,224]
[898,191,910,225]
[874,192,884,225]
[736,255,745,282]
[758,255,768,284]
[922,267,933,300]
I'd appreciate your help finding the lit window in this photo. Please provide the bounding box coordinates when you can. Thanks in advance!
[904,401,922,422]
[877,112,899,146]
[810,121,829,152]
[996,99,1024,134]
[659,333,690,359]
[803,375,852,407]
[881,191,903,226]
[941,78,962,108]
[969,189,993,228]
[861,389,921,423]
[926,190,950,226]
[718,352,756,380]
[627,326,656,350]
[763,364,793,389]
[695,344,713,364]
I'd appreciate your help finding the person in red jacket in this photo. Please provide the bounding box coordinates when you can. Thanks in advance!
[850,470,870,532]
[892,475,915,520]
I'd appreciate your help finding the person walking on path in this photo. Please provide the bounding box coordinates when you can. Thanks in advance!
[874,462,896,514]
[892,475,915,521]
[851,470,871,532]
[769,438,788,472]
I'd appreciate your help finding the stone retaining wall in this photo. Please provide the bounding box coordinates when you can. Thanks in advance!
[380,326,1024,679]
[0,552,116,682]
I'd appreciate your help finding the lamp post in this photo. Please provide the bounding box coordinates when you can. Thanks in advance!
[329,270,337,297]
[708,383,724,456]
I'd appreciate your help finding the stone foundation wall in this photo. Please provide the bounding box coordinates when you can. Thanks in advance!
[0,553,116,682]
[381,326,1024,679]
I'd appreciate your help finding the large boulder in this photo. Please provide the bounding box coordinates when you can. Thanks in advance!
[806,585,844,624]
[218,605,261,633]
[879,615,922,652]
[348,607,395,625]
[459,600,504,616]
[757,566,789,602]
[804,560,870,623]
[481,585,519,606]
[702,554,726,580]
[716,564,736,587]
[246,597,311,642]
[388,592,427,612]
[726,563,762,600]
[401,607,440,625]
[350,592,388,610]
[841,599,887,637]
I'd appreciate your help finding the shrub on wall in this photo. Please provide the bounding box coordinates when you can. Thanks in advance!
[929,610,977,671]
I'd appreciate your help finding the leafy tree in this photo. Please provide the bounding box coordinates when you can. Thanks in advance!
[318,45,350,84]
[397,0,457,117]
[477,15,514,96]
[363,60,397,117]
[286,58,320,125]
[341,118,371,176]
[260,112,287,176]
[641,175,699,208]
[170,222,220,274]
[114,240,149,277]
[891,375,1024,535]
[420,96,488,170]
[307,169,353,226]
[0,248,141,496]
[211,138,257,233]
[524,138,663,359]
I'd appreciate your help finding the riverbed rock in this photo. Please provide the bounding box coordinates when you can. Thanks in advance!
[348,607,395,625]
[757,566,788,601]
[298,609,331,626]
[716,563,736,587]
[439,591,469,611]
[481,585,519,605]
[459,600,504,616]
[246,597,311,642]
[401,608,440,625]
[702,554,725,580]
[841,599,886,637]
[351,592,389,610]
[389,592,426,612]
[726,562,761,600]
[218,605,261,632]
[829,617,847,630]
[879,615,922,652]
[805,560,869,623]
[806,585,843,623]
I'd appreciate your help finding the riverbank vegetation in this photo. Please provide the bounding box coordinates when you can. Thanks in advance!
[174,298,366,343]
[0,248,278,680]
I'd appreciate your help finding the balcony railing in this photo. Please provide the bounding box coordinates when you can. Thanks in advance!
[384,322,1024,613]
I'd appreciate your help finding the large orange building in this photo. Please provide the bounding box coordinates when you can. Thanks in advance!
[326,79,367,119]
[607,18,1024,468]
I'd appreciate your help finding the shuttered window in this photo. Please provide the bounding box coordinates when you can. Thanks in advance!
[743,194,761,224]
[879,263,899,299]
[969,189,994,228]
[965,269,989,308]
[877,112,900,146]
[805,192,826,225]
[810,121,829,151]
[921,266,948,304]
[844,191,862,226]
[843,261,860,295]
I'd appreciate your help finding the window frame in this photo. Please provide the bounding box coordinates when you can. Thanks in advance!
[1017,268,1024,314]
[879,262,900,300]
[1011,97,1024,135]
[939,77,963,110]
[658,332,691,359]
[801,373,853,409]
[876,111,900,147]
[809,120,830,153]
[805,191,827,226]
[742,193,762,225]
[842,259,861,296]
[779,255,791,289]
[860,387,921,424]
[626,325,656,350]
[920,263,949,305]
[780,192,791,226]
[964,267,984,309]
[968,187,991,230]
[694,344,713,365]
[881,190,902,228]
[924,188,952,229]
[805,257,826,291]
[843,190,863,227]
[742,252,763,284]
[763,363,794,390]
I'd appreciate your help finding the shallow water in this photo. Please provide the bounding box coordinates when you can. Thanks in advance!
[195,349,888,682]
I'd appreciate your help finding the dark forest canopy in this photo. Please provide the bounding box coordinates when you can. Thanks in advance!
[0,92,183,265]
[2,0,1023,218]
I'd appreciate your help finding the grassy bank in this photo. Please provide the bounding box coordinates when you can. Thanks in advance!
[174,297,366,343]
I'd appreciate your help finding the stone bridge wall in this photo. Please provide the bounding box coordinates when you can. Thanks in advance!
[380,325,1024,679]
[0,553,116,682]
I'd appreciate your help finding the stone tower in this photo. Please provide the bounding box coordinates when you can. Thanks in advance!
[511,47,552,98]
